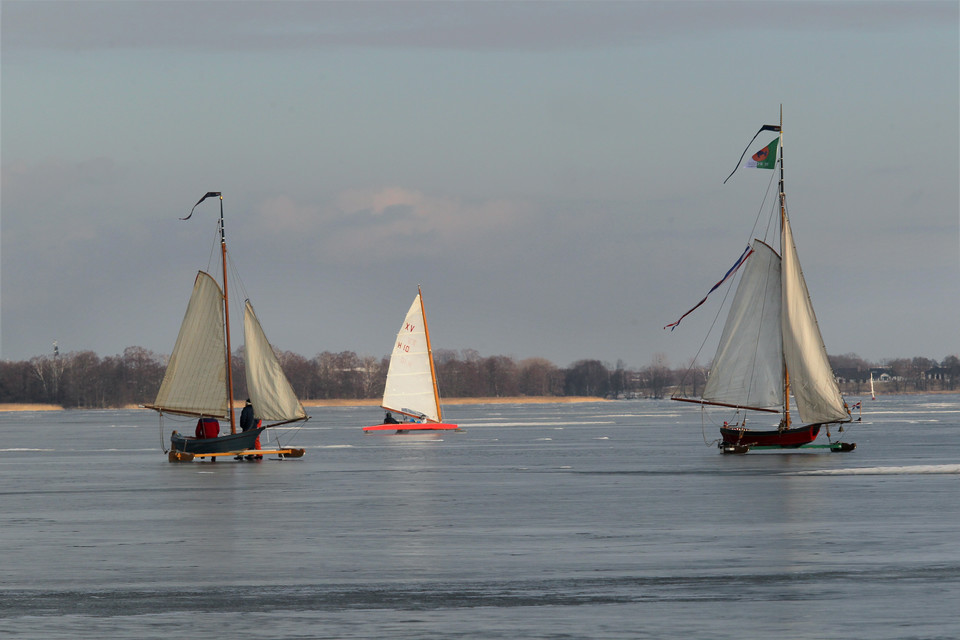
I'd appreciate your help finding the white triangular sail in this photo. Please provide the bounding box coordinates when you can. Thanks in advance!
[151,271,229,418]
[381,293,441,422]
[780,212,849,424]
[243,300,307,423]
[703,240,784,410]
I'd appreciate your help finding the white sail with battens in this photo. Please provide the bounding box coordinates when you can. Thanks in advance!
[381,293,442,423]
[151,271,229,418]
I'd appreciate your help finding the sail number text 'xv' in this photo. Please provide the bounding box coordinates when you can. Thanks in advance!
[396,322,418,353]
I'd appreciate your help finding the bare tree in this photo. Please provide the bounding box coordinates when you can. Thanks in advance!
[518,357,561,396]
[642,353,673,399]
[564,360,610,397]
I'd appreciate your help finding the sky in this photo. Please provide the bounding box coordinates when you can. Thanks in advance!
[2,0,958,371]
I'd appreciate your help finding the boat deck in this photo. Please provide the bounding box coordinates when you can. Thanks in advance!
[168,448,305,462]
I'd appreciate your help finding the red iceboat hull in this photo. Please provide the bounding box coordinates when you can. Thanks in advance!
[363,422,459,433]
[720,424,821,448]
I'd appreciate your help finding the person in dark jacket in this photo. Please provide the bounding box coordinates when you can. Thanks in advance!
[384,411,399,424]
[238,399,263,461]
[240,399,256,432]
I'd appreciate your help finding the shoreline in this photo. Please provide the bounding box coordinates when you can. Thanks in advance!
[3,390,958,412]
[1,397,610,412]
[300,396,609,408]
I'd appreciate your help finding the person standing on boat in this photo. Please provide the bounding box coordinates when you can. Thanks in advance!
[239,398,263,460]
[240,399,257,432]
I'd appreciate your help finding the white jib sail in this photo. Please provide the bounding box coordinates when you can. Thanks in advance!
[152,271,229,417]
[703,240,784,410]
[780,213,849,424]
[381,294,440,422]
[243,300,307,422]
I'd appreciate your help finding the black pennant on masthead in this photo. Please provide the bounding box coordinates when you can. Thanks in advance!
[181,192,222,220]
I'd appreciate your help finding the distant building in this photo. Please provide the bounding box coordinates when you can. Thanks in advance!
[924,367,953,383]
[870,368,895,382]
[834,368,870,384]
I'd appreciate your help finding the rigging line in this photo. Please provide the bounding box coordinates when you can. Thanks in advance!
[272,419,307,448]
[225,248,250,302]
[200,218,227,283]
[763,156,781,244]
[158,412,169,453]
[224,249,252,324]
[700,408,721,447]
[746,162,779,248]
[205,227,219,277]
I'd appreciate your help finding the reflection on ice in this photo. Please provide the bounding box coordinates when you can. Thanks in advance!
[795,464,960,475]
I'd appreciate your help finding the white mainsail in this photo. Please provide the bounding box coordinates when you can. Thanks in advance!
[243,300,307,423]
[780,212,849,425]
[381,293,442,423]
[703,240,784,410]
[151,271,229,418]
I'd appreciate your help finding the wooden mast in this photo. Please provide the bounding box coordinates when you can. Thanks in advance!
[218,194,237,434]
[777,106,791,429]
[418,285,443,423]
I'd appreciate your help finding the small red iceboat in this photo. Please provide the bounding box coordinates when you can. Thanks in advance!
[363,287,460,435]
[363,419,460,434]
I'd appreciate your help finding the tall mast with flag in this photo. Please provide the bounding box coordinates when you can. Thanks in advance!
[668,109,855,453]
[147,192,308,462]
[183,192,236,433]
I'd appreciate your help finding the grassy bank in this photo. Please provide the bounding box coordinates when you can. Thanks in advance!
[0,403,65,412]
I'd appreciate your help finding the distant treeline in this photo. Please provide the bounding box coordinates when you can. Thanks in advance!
[1,347,957,409]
